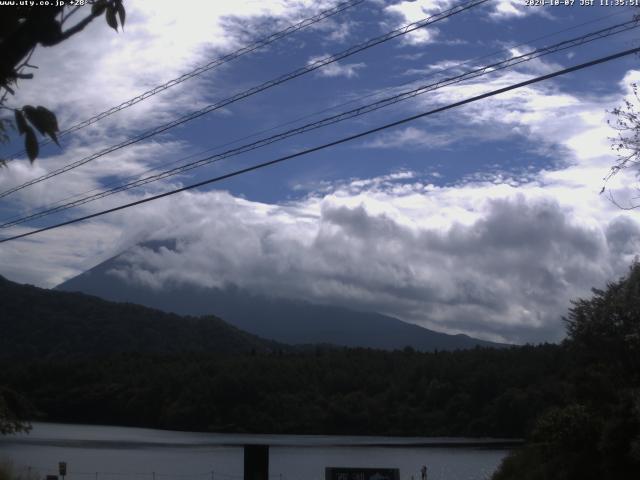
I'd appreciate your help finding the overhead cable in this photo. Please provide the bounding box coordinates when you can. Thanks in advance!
[0,0,489,199]
[1,44,638,244]
[2,18,637,228]
[2,0,365,163]
[6,6,632,225]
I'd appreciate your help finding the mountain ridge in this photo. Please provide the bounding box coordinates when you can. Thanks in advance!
[54,243,505,351]
[0,274,279,359]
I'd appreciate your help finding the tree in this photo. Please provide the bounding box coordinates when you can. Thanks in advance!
[0,0,126,164]
[565,260,640,375]
[493,262,640,480]
[604,82,640,209]
[0,0,125,435]
[0,387,33,435]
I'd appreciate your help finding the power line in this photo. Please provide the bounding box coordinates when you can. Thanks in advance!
[1,45,637,244]
[2,18,636,228]
[4,7,632,226]
[0,0,489,199]
[2,0,365,163]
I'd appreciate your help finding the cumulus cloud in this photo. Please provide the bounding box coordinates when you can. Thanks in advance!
[4,0,347,151]
[362,126,454,149]
[383,0,535,45]
[2,2,640,346]
[48,168,637,345]
[0,0,354,228]
[3,150,640,345]
[308,55,367,78]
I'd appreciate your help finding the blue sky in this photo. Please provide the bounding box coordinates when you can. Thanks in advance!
[1,0,640,343]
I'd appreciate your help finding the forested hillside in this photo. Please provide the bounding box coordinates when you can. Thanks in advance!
[0,275,278,357]
[1,273,562,438]
[0,345,565,437]
[2,264,639,480]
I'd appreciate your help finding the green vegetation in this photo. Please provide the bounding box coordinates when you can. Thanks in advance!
[0,275,278,358]
[1,264,639,480]
[1,1,126,164]
[493,263,640,480]
[0,273,564,438]
[0,387,32,435]
[0,344,564,437]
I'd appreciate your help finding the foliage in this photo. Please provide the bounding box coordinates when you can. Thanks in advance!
[0,345,567,437]
[493,262,640,479]
[565,261,640,376]
[0,270,273,436]
[0,273,568,437]
[3,262,640,480]
[0,0,127,438]
[0,1,125,165]
[604,82,640,208]
[0,388,32,435]
[0,275,278,358]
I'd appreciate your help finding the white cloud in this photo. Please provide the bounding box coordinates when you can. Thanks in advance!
[491,0,529,19]
[383,0,535,45]
[22,161,633,344]
[384,0,446,45]
[2,2,640,346]
[308,55,366,78]
[5,0,344,143]
[362,126,454,149]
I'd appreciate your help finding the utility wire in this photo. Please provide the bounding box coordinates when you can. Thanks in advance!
[1,45,638,244]
[3,7,631,226]
[2,0,365,163]
[0,0,489,199]
[2,18,637,228]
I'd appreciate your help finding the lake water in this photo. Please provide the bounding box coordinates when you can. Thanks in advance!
[1,423,512,480]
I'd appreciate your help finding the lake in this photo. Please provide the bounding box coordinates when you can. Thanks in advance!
[0,423,513,480]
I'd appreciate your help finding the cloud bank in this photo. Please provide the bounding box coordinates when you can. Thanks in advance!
[1,1,639,345]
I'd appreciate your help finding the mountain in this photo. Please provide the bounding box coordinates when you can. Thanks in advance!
[55,243,504,351]
[0,274,278,359]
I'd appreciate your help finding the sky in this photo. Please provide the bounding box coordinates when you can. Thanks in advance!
[1,0,640,343]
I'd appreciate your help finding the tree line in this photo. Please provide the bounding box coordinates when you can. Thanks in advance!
[1,263,639,479]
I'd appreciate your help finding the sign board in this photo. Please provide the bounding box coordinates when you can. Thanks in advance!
[59,462,67,476]
[325,468,400,480]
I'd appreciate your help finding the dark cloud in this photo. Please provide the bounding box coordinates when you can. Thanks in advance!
[94,186,634,344]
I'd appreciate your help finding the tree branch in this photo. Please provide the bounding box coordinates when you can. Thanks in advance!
[58,10,104,43]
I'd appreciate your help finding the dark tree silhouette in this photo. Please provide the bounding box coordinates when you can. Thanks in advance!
[493,262,640,480]
[0,0,125,164]
[0,1,125,435]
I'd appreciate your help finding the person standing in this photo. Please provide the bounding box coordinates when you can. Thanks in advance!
[420,465,427,480]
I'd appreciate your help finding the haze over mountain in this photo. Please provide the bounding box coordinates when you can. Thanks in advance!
[56,242,504,351]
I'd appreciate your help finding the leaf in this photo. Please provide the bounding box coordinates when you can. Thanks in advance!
[91,0,107,16]
[115,0,125,28]
[24,126,38,163]
[22,105,60,146]
[14,110,27,135]
[35,106,60,146]
[22,105,46,135]
[106,5,118,31]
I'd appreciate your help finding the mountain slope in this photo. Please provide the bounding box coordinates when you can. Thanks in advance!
[0,275,277,359]
[55,244,504,351]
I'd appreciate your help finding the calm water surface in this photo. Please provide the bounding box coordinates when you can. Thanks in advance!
[0,423,511,480]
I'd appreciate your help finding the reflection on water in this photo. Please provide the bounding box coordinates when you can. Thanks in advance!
[1,423,509,480]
